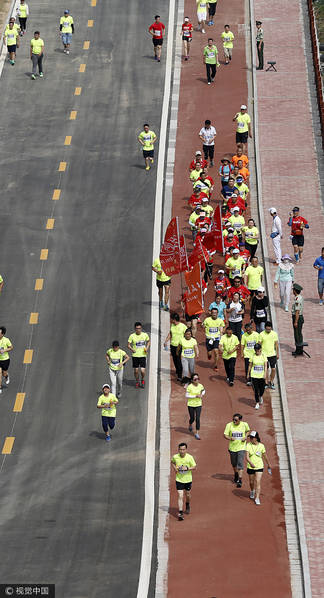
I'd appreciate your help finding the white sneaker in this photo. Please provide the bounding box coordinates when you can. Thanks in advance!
[202,28,206,33]
[249,490,255,499]
[255,498,261,505]
[255,403,260,410]
[63,49,66,53]
[66,50,70,55]
[207,82,211,85]
[259,396,263,404]
[0,388,2,394]
[5,375,10,385]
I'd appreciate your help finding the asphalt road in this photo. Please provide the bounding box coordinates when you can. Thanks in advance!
[0,1,168,596]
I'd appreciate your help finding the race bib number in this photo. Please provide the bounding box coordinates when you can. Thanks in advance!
[247,341,255,349]
[232,268,240,277]
[238,122,244,128]
[253,365,264,372]
[256,309,265,318]
[184,348,194,357]
[208,52,215,58]
[232,432,243,438]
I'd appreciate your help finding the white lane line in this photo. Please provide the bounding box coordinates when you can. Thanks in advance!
[155,2,184,597]
[136,1,176,597]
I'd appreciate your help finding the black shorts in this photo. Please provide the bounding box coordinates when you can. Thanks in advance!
[182,36,192,42]
[176,481,192,491]
[185,313,199,322]
[247,468,263,474]
[267,355,277,369]
[206,338,219,351]
[156,279,171,288]
[236,131,248,144]
[292,235,304,247]
[8,44,16,53]
[153,38,163,46]
[0,359,10,371]
[132,356,146,368]
[143,149,154,158]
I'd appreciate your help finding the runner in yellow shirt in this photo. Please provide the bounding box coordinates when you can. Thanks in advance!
[171,442,197,520]
[178,328,199,384]
[30,31,44,79]
[128,322,150,388]
[224,413,250,486]
[241,322,260,384]
[164,312,187,381]
[0,273,4,293]
[97,384,119,442]
[259,321,279,389]
[203,307,224,370]
[246,430,272,504]
[232,105,252,153]
[138,123,157,170]
[152,257,171,310]
[185,373,205,439]
[221,24,234,64]
[219,326,239,386]
[60,9,74,54]
[17,1,29,35]
[3,21,19,65]
[244,256,264,294]
[106,340,130,398]
[248,343,267,409]
[0,326,13,393]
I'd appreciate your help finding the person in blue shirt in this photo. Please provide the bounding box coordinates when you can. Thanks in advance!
[220,176,238,204]
[209,295,226,320]
[219,158,233,187]
[313,247,324,305]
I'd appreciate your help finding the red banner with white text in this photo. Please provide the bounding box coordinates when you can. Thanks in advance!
[185,263,204,316]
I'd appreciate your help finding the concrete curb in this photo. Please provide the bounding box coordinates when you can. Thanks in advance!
[248,1,312,596]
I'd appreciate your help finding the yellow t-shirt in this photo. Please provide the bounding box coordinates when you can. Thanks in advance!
[172,453,196,483]
[186,382,205,407]
[221,31,234,48]
[180,337,197,359]
[229,214,245,231]
[0,274,3,283]
[0,336,12,360]
[19,3,28,18]
[226,255,245,279]
[201,204,214,218]
[106,348,126,371]
[235,112,251,133]
[246,442,266,470]
[243,226,258,245]
[5,27,18,45]
[189,211,201,229]
[152,258,170,282]
[97,393,118,417]
[259,330,278,357]
[249,352,267,378]
[236,182,249,199]
[190,169,203,182]
[241,331,260,358]
[203,317,224,339]
[219,333,239,359]
[128,332,149,357]
[139,130,156,150]
[224,421,250,451]
[170,322,187,347]
[245,265,263,290]
[31,37,44,54]
[60,15,74,33]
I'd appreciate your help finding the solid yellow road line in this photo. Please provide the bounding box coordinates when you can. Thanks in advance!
[91,0,97,6]
[35,279,44,290]
[83,41,90,49]
[52,189,61,200]
[79,63,86,72]
[88,20,94,27]
[14,393,25,412]
[23,350,33,364]
[2,437,15,454]
[70,110,77,120]
[29,313,39,324]
[46,218,55,230]
[58,161,67,171]
[40,249,48,260]
[74,87,82,96]
[64,136,72,145]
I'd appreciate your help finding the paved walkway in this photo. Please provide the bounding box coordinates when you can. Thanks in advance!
[254,0,324,595]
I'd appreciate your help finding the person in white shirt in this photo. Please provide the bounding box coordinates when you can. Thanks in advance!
[198,119,217,167]
[269,207,282,264]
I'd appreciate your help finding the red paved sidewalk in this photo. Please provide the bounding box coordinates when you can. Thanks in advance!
[165,1,292,596]
[254,0,324,595]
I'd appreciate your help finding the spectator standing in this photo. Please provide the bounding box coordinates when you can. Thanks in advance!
[219,326,239,386]
[291,283,304,356]
[274,255,294,312]
[288,206,309,263]
[164,313,187,381]
[256,21,264,70]
[199,119,217,166]
[269,207,282,265]
[313,246,324,305]
[232,105,252,153]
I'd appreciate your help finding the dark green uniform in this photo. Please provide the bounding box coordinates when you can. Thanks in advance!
[292,293,304,354]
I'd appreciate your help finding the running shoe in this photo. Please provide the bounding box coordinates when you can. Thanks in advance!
[234,472,239,483]
[145,165,150,171]
[106,435,111,442]
[285,306,289,312]
[141,380,145,388]
[255,403,260,410]
[178,511,184,521]
[270,383,275,390]
[136,381,140,388]
[320,300,323,305]
[246,380,252,386]
[31,74,36,79]
[66,50,70,55]
[229,381,234,386]
[202,28,205,33]
[195,433,200,440]
[255,498,261,505]
[63,48,67,53]
[0,388,2,394]
[5,375,10,385]
[185,503,191,514]
[226,377,229,382]
[157,58,160,62]
[159,300,164,309]
[210,160,214,166]
[213,365,218,371]
[207,354,211,360]
[249,490,255,499]
[207,82,211,85]
[259,397,263,404]
[39,72,43,78]
[184,56,188,60]
[163,304,169,311]
[188,425,193,432]
[236,479,242,488]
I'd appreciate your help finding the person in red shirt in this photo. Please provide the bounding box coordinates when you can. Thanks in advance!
[149,15,165,62]
[227,193,246,214]
[227,276,250,303]
[189,151,208,171]
[214,269,231,298]
[188,187,207,209]
[239,243,251,265]
[181,16,193,60]
[288,206,309,262]
[224,231,239,250]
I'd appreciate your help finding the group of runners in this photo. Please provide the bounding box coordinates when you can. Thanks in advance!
[3,4,74,78]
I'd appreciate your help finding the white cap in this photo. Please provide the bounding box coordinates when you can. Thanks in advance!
[218,269,225,273]
[102,383,110,389]
[257,286,265,292]
[201,196,208,202]
[195,150,202,155]
[269,207,277,214]
[240,104,247,110]
[232,206,240,212]
[233,248,240,254]
[249,430,257,437]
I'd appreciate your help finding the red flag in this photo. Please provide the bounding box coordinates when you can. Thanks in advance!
[160,218,188,275]
[184,263,204,316]
[188,239,209,268]
[178,234,189,273]
[203,204,224,253]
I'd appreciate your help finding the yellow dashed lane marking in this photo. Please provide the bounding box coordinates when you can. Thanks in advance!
[70,110,77,120]
[2,437,15,454]
[83,41,90,49]
[52,189,61,200]
[46,218,55,230]
[64,135,72,145]
[40,249,48,260]
[88,20,94,27]
[35,279,44,290]
[91,0,97,6]
[14,393,25,412]
[29,313,39,324]
[74,87,82,96]
[23,350,33,364]
[79,63,86,73]
[58,161,67,171]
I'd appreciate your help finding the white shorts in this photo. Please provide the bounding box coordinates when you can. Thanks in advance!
[197,9,207,22]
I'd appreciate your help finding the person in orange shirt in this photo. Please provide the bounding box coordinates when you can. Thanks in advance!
[232,144,249,168]
[237,159,250,181]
